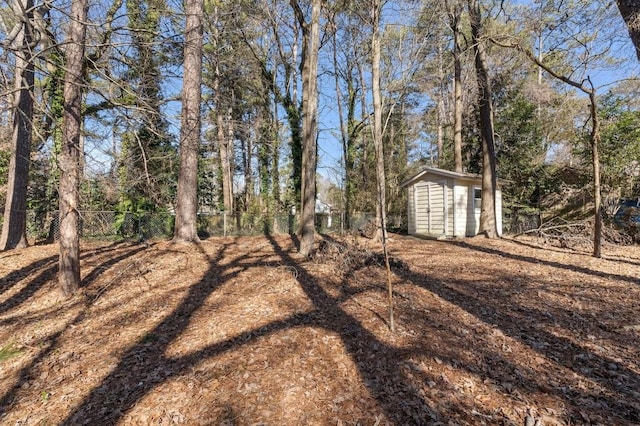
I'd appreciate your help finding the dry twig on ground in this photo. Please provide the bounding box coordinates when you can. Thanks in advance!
[515,217,633,248]
[314,237,408,275]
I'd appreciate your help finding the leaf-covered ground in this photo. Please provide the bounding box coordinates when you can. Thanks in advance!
[0,234,639,425]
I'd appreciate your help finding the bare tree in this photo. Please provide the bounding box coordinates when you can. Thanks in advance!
[490,1,622,257]
[59,0,88,297]
[174,0,204,243]
[446,0,464,172]
[209,5,234,213]
[330,10,367,231]
[371,0,394,332]
[291,0,321,257]
[468,0,499,238]
[371,0,387,244]
[0,0,36,250]
[493,36,604,257]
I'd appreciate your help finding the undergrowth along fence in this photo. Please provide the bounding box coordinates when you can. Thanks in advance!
[17,210,399,241]
[502,209,541,235]
[2,208,540,242]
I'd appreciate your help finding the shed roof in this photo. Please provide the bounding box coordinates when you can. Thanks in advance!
[400,167,483,188]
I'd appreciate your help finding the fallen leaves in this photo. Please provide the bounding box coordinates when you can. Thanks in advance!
[0,235,639,425]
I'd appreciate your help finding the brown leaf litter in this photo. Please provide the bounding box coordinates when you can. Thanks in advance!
[0,234,639,425]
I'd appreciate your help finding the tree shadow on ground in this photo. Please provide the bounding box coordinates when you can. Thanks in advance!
[45,235,445,424]
[0,255,58,295]
[61,234,581,424]
[396,240,640,424]
[508,237,640,267]
[450,239,640,285]
[266,235,440,423]
[58,239,289,424]
[0,243,150,415]
[5,235,638,424]
[0,242,140,315]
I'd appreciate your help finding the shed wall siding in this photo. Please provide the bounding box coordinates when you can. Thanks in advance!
[415,182,429,234]
[445,179,455,237]
[454,185,468,237]
[428,181,445,235]
[496,189,503,236]
[467,185,481,236]
[408,185,416,234]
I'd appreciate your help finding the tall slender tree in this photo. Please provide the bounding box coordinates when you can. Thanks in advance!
[330,9,367,230]
[174,0,204,242]
[290,0,321,256]
[468,0,499,238]
[446,0,464,173]
[496,41,604,257]
[59,0,88,297]
[0,0,36,250]
[371,0,387,243]
[371,0,394,331]
[208,4,234,213]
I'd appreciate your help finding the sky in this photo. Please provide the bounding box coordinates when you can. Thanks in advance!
[80,0,640,190]
[311,0,640,186]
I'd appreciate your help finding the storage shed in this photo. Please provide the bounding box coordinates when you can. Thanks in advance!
[401,167,502,238]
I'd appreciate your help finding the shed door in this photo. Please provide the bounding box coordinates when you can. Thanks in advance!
[414,183,429,234]
[428,181,446,235]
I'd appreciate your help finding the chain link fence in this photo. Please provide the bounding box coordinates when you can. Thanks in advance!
[13,210,402,241]
[21,210,174,241]
[8,208,544,241]
[503,209,541,235]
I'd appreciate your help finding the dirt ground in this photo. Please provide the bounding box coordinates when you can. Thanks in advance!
[0,233,639,425]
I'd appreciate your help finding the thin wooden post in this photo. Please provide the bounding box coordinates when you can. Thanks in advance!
[223,211,227,237]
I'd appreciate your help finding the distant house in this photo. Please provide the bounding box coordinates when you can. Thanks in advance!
[315,199,334,229]
[315,199,332,215]
[400,167,503,238]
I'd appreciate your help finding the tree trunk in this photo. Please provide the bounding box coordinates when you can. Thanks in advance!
[468,0,498,238]
[436,36,445,165]
[0,0,35,251]
[332,22,360,231]
[332,24,349,228]
[242,133,254,210]
[615,0,640,60]
[218,110,234,212]
[173,0,203,242]
[371,0,387,243]
[449,0,464,173]
[226,108,235,211]
[271,98,281,204]
[357,61,370,203]
[436,96,445,166]
[59,0,88,297]
[589,91,603,258]
[371,0,393,331]
[257,112,272,208]
[292,0,320,257]
[211,5,233,213]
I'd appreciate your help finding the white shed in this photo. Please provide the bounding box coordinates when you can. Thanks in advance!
[401,167,502,238]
